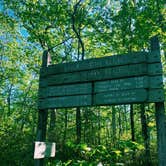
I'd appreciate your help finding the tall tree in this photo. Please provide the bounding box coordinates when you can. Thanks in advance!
[112,106,116,146]
[130,104,135,142]
[140,104,151,165]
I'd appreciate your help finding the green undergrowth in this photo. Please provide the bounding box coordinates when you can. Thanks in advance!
[46,140,157,166]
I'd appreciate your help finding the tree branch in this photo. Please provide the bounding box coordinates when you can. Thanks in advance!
[47,35,74,52]
[71,0,85,60]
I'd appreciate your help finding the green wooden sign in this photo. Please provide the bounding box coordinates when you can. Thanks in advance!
[38,88,164,109]
[39,95,91,109]
[94,89,164,105]
[38,51,164,109]
[94,76,163,93]
[94,89,148,105]
[148,89,165,102]
[39,83,92,98]
[40,51,160,77]
[39,76,163,99]
[42,63,147,86]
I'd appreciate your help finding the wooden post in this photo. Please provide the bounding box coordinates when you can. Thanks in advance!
[34,110,48,166]
[155,103,166,166]
[151,36,166,166]
[34,50,50,166]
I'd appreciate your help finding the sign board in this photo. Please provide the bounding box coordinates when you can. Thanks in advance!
[34,142,56,159]
[40,51,160,76]
[38,51,164,109]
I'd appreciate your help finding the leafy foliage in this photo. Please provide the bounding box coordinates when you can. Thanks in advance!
[46,141,147,166]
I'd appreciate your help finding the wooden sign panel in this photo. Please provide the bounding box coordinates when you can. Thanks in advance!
[38,51,164,109]
[38,89,164,109]
[39,95,91,109]
[148,89,165,102]
[94,89,147,105]
[39,83,92,98]
[94,76,163,93]
[43,63,147,86]
[39,76,163,98]
[40,51,160,77]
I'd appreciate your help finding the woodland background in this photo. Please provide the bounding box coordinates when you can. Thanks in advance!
[0,0,166,165]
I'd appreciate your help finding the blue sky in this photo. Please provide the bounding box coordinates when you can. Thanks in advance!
[0,1,29,38]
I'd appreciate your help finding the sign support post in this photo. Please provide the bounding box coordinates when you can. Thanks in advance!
[34,51,49,166]
[151,36,166,166]
[34,110,48,166]
[155,102,166,166]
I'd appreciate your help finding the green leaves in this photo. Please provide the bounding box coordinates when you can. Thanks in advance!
[52,141,146,165]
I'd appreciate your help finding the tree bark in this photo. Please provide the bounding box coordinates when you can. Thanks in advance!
[76,107,81,144]
[63,109,68,143]
[130,104,135,141]
[124,105,128,134]
[118,107,122,139]
[49,110,56,130]
[71,1,84,145]
[140,104,151,165]
[112,106,116,146]
[98,109,101,145]
[7,84,13,117]
[83,108,88,143]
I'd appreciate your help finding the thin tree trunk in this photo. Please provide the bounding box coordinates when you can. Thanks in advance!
[63,109,68,147]
[130,104,135,161]
[98,109,101,145]
[50,109,56,130]
[106,123,109,146]
[118,107,122,139]
[112,106,116,146]
[130,104,135,141]
[76,107,81,144]
[47,109,56,142]
[91,120,95,145]
[71,1,84,145]
[124,105,128,134]
[83,109,88,143]
[7,84,13,117]
[140,104,151,165]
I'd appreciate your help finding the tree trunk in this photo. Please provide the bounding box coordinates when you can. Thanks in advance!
[130,104,135,141]
[47,109,56,142]
[50,109,56,130]
[118,107,122,139]
[83,108,88,143]
[130,104,136,161]
[63,109,68,143]
[76,107,81,144]
[106,122,109,146]
[98,109,101,145]
[7,84,13,117]
[140,104,151,165]
[112,106,116,146]
[124,105,128,135]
